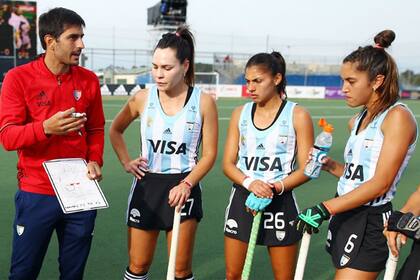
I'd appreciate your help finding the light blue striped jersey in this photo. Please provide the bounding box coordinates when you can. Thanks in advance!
[139,85,202,173]
[337,102,418,206]
[236,100,297,182]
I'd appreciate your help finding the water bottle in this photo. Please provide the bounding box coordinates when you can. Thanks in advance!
[304,119,334,179]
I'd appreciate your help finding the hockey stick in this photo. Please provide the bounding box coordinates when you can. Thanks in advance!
[294,232,311,280]
[383,236,402,280]
[167,206,182,280]
[242,211,262,280]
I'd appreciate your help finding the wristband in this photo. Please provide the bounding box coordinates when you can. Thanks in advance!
[180,179,193,189]
[277,180,285,195]
[242,177,254,190]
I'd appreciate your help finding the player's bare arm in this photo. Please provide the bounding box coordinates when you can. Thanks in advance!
[109,89,149,179]
[272,105,313,192]
[325,106,417,214]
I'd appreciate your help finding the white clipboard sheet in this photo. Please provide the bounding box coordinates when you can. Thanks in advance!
[43,158,109,214]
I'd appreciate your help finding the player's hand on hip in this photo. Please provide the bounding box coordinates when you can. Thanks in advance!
[43,107,87,135]
[87,161,102,181]
[294,203,331,234]
[124,156,148,179]
[248,180,273,199]
[168,182,191,208]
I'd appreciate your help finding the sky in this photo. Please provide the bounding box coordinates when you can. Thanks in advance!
[34,0,420,71]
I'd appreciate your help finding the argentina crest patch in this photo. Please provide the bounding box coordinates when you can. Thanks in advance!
[278,135,288,144]
[186,122,194,132]
[340,254,350,266]
[73,90,82,101]
[16,224,25,236]
[276,230,286,241]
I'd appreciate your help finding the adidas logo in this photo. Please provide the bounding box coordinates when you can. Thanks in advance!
[163,128,172,135]
[348,149,353,156]
[257,143,265,150]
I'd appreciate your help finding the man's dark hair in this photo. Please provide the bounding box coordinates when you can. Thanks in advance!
[38,7,85,50]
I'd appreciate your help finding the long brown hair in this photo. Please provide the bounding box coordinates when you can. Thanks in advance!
[155,25,195,86]
[343,30,399,122]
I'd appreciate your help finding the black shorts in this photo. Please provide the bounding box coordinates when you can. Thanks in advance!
[326,202,392,271]
[126,172,203,230]
[224,184,302,246]
[396,241,420,280]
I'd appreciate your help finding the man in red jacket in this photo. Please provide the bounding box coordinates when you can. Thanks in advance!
[0,7,104,280]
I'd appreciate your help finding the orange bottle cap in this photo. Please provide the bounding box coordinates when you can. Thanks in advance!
[318,118,327,127]
[323,124,334,133]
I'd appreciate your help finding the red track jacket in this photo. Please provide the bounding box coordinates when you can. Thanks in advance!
[0,56,105,195]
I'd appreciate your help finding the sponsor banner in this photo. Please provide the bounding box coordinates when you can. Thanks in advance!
[286,86,326,99]
[196,84,242,99]
[242,85,250,97]
[125,84,143,95]
[401,90,420,100]
[196,84,218,99]
[325,87,345,99]
[218,84,242,98]
[113,85,128,96]
[242,85,326,99]
[401,91,411,99]
[100,84,112,96]
[409,90,420,100]
[100,84,145,96]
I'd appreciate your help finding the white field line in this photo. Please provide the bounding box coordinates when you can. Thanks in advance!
[105,114,420,123]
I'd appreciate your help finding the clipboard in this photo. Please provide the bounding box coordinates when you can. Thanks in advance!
[43,158,109,214]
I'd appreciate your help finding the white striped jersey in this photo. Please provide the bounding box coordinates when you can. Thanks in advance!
[337,102,418,206]
[139,85,202,173]
[236,100,297,182]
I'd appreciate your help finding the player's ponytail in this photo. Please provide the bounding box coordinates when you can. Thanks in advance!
[271,51,287,98]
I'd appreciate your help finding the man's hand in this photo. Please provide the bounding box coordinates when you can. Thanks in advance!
[123,156,149,179]
[294,203,331,234]
[43,107,87,135]
[87,161,102,181]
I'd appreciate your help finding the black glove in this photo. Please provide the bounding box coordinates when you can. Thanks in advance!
[387,211,420,240]
[294,203,331,234]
